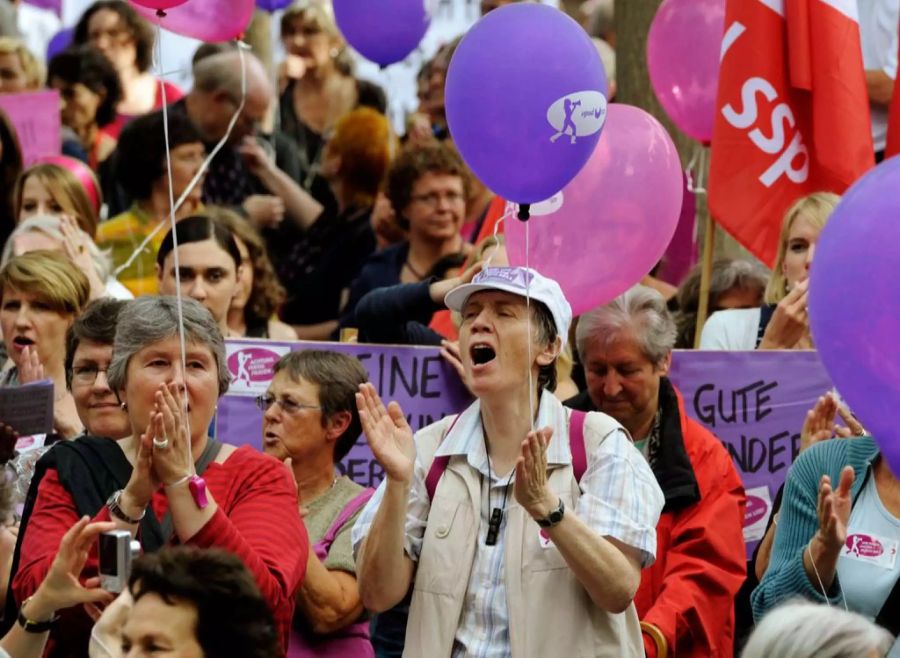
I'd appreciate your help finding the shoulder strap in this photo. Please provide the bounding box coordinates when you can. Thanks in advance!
[569,410,588,482]
[320,488,376,548]
[755,304,777,348]
[159,438,224,544]
[424,415,461,501]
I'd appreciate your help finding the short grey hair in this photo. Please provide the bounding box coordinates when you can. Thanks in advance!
[576,285,676,366]
[742,600,893,658]
[108,296,231,397]
[1,215,112,281]
[192,50,270,105]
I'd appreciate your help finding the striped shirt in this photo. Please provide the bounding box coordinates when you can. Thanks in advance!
[353,393,663,658]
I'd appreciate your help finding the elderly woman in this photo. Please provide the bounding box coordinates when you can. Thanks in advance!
[0,251,90,441]
[673,258,769,348]
[208,207,295,340]
[352,266,664,657]
[98,110,206,296]
[566,286,747,658]
[156,215,242,338]
[73,0,182,140]
[47,45,122,171]
[3,215,133,301]
[266,107,395,340]
[260,350,373,656]
[701,192,839,350]
[341,142,472,333]
[9,296,308,656]
[64,298,130,440]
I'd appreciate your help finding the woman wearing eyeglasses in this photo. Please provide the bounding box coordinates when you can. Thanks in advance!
[259,349,375,657]
[340,142,473,334]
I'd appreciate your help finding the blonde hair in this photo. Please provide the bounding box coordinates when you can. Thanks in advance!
[13,164,100,238]
[280,2,353,75]
[0,37,43,90]
[765,192,839,304]
[0,250,90,315]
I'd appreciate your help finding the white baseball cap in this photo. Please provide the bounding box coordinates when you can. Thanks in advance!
[444,267,573,347]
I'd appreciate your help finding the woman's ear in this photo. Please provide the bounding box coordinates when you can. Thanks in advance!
[535,335,562,367]
[155,262,162,281]
[324,411,352,442]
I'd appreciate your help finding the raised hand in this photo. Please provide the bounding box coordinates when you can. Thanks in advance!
[151,383,194,486]
[815,466,855,553]
[121,416,158,518]
[18,345,44,384]
[514,426,556,519]
[759,279,810,350]
[800,394,838,453]
[356,383,415,484]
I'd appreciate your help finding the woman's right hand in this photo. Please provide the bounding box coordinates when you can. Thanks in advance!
[758,279,810,349]
[356,383,415,485]
[121,423,156,517]
[814,465,855,553]
[800,394,839,453]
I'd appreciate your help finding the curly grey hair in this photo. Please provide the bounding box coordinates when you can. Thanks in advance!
[108,296,231,397]
[576,285,676,366]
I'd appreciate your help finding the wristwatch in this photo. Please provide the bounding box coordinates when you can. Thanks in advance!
[18,596,59,633]
[106,490,145,525]
[536,498,565,528]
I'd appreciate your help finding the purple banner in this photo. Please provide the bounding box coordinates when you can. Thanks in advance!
[216,339,473,488]
[669,350,833,557]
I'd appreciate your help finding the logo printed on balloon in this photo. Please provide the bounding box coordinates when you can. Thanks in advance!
[547,91,607,144]
[743,495,769,527]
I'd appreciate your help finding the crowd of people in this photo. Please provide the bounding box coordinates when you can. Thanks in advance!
[0,0,897,657]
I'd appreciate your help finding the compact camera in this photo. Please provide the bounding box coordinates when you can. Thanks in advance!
[98,531,141,593]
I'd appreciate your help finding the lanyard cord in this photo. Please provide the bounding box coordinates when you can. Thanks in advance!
[482,423,515,546]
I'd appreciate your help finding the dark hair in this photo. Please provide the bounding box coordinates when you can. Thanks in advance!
[156,215,242,270]
[206,206,285,324]
[0,108,23,247]
[386,142,470,230]
[73,0,155,73]
[114,110,204,200]
[48,45,122,127]
[65,298,128,388]
[532,301,558,393]
[129,547,279,658]
[273,350,369,463]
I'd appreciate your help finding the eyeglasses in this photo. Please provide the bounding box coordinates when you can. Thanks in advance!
[71,365,110,385]
[255,395,321,415]
[409,191,466,208]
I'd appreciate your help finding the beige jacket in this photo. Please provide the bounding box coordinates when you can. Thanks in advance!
[403,412,645,658]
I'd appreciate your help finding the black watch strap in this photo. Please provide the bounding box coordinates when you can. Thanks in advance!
[18,598,58,633]
[536,498,565,528]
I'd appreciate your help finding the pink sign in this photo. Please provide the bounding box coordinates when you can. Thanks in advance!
[0,91,62,166]
[743,495,769,528]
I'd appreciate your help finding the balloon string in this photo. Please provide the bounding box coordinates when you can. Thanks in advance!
[526,215,534,431]
[483,201,514,269]
[113,40,251,278]
[155,15,192,465]
[686,143,708,195]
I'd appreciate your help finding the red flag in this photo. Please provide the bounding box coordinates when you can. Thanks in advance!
[886,18,900,158]
[709,0,875,266]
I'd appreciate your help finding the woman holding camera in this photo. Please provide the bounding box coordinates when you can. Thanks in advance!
[8,296,308,656]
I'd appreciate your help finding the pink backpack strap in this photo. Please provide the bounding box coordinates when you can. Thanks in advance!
[569,410,588,482]
[425,414,461,501]
[319,488,375,548]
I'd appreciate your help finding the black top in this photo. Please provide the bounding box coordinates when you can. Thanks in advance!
[354,279,444,346]
[339,242,410,330]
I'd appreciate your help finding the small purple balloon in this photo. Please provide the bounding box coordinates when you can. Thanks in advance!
[809,156,900,476]
[506,104,683,315]
[445,4,608,206]
[46,27,74,62]
[647,0,725,143]
[333,0,430,67]
[256,0,291,11]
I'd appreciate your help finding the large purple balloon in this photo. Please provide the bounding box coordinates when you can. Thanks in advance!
[46,28,74,62]
[809,157,900,476]
[132,0,254,42]
[647,0,725,143]
[445,4,608,205]
[506,104,683,316]
[333,0,430,67]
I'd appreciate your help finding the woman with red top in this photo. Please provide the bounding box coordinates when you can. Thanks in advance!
[73,0,183,140]
[8,296,308,656]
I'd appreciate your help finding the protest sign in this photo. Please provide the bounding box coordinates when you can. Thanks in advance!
[216,339,472,488]
[0,379,54,436]
[0,91,61,166]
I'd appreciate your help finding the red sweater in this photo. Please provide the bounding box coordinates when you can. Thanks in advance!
[14,445,308,656]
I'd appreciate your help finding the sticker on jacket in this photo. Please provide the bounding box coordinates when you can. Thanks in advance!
[841,533,898,571]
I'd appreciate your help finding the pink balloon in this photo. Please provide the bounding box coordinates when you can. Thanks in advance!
[506,104,683,317]
[132,0,253,42]
[130,0,187,10]
[646,0,725,143]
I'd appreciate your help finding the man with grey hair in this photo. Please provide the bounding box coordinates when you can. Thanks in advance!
[566,285,747,658]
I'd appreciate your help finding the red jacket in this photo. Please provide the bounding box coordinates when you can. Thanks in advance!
[567,379,747,657]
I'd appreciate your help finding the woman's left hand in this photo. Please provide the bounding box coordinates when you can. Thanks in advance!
[150,383,194,486]
[514,427,557,520]
[18,345,44,384]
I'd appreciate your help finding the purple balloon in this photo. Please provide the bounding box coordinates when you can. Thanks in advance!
[445,4,608,206]
[46,27,74,62]
[333,0,430,67]
[809,156,900,476]
[257,0,291,11]
[506,104,683,315]
[647,0,725,143]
